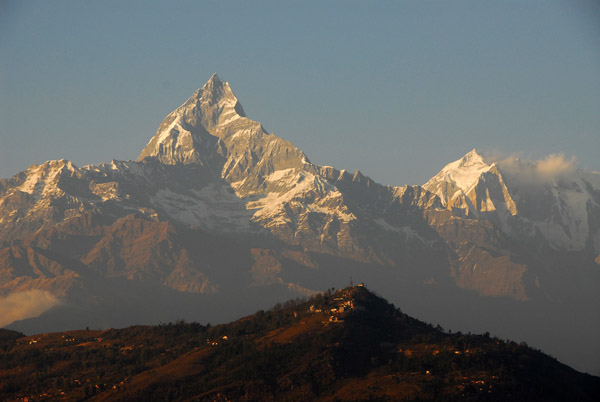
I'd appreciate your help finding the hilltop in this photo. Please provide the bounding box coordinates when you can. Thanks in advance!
[0,286,598,401]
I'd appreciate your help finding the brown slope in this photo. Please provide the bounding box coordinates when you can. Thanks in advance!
[2,286,594,402]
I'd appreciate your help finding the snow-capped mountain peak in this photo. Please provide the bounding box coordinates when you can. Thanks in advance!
[137,74,262,166]
[423,149,600,252]
[190,73,247,121]
[423,149,492,205]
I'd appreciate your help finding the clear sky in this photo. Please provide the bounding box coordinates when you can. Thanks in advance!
[1,0,599,186]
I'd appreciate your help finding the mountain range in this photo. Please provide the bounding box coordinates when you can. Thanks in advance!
[1,74,599,375]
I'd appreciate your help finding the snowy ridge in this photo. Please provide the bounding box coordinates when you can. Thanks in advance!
[150,185,252,231]
[133,74,362,247]
[526,171,599,250]
[424,149,492,204]
[0,76,365,247]
[242,169,356,229]
[3,76,599,257]
[424,149,600,252]
[16,160,79,199]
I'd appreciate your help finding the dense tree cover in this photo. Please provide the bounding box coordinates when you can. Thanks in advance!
[0,328,24,352]
[0,287,598,401]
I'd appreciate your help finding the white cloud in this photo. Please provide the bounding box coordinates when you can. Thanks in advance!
[0,290,60,327]
[535,153,577,178]
[494,152,578,188]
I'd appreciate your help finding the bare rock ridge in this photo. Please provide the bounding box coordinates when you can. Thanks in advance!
[1,74,599,375]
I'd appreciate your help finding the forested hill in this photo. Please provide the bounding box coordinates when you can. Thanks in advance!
[1,286,599,401]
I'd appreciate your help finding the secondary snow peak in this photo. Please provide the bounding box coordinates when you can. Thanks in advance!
[423,149,492,204]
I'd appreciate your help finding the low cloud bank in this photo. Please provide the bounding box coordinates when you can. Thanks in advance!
[491,152,579,188]
[535,153,577,178]
[0,290,60,327]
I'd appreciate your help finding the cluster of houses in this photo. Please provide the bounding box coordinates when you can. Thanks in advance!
[309,284,367,323]
[207,335,229,346]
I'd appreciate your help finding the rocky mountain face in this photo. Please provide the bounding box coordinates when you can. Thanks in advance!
[1,74,599,374]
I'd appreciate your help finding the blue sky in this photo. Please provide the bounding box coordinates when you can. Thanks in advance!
[1,0,598,186]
